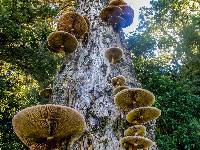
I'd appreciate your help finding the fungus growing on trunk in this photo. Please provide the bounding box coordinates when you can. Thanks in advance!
[39,88,52,99]
[108,0,127,6]
[100,6,122,22]
[12,104,86,149]
[120,136,154,150]
[113,86,129,96]
[47,31,78,54]
[105,47,123,64]
[126,107,161,124]
[124,125,146,137]
[57,12,88,39]
[111,75,126,87]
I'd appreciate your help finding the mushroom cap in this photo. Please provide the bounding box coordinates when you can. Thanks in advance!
[83,16,90,31]
[39,88,52,99]
[57,12,88,39]
[47,31,78,54]
[107,16,127,30]
[119,5,134,27]
[100,6,122,22]
[126,107,161,124]
[114,88,155,112]
[111,75,126,87]
[124,125,146,137]
[105,47,123,64]
[12,104,86,148]
[109,0,127,6]
[120,136,154,149]
[113,86,129,96]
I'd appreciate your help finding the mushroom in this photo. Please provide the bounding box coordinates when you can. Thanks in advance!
[124,125,146,137]
[119,5,134,28]
[108,0,127,6]
[47,31,78,54]
[113,86,129,96]
[39,88,53,99]
[105,47,123,64]
[126,107,161,124]
[120,136,154,150]
[107,16,126,31]
[57,12,88,39]
[114,88,155,112]
[83,16,90,31]
[12,104,86,149]
[100,6,122,22]
[111,75,126,87]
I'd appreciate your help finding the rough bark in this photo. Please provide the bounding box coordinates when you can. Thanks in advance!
[53,0,157,149]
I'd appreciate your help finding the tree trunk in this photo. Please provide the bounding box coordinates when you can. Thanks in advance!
[53,0,157,149]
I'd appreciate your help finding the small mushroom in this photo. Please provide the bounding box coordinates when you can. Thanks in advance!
[119,5,134,28]
[108,0,127,6]
[124,125,146,137]
[111,75,126,87]
[100,6,122,22]
[120,136,154,150]
[113,86,129,96]
[47,31,78,54]
[12,104,86,149]
[105,47,123,64]
[126,107,161,124]
[57,12,88,39]
[39,88,52,99]
[114,88,155,112]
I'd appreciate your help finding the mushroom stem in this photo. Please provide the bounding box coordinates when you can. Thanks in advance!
[128,145,137,150]
[111,57,115,64]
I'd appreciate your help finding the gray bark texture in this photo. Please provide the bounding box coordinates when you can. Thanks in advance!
[52,0,158,149]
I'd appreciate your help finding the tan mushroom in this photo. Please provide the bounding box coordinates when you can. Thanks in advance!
[119,5,134,28]
[47,31,78,54]
[39,88,53,99]
[105,47,123,64]
[124,125,146,137]
[57,12,88,39]
[100,6,122,22]
[120,136,154,150]
[126,107,161,124]
[108,0,127,6]
[114,88,155,112]
[12,104,86,149]
[111,75,126,87]
[113,86,129,96]
[83,16,90,31]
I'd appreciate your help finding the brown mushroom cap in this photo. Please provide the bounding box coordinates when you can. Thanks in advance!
[119,5,134,28]
[124,125,146,137]
[108,0,127,6]
[105,47,123,64]
[120,136,154,149]
[83,16,90,31]
[126,107,161,124]
[57,12,88,39]
[47,31,78,54]
[100,6,122,22]
[114,88,155,112]
[111,75,126,87]
[113,86,129,96]
[12,104,86,149]
[39,88,52,99]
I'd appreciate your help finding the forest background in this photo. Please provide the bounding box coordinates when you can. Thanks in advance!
[0,0,199,150]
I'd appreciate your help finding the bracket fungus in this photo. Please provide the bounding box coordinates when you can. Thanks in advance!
[47,31,78,54]
[105,47,123,64]
[100,6,122,22]
[111,75,126,87]
[39,88,53,99]
[126,107,161,125]
[120,136,154,150]
[109,0,127,6]
[114,88,155,112]
[124,125,146,137]
[57,12,88,39]
[113,86,129,96]
[12,104,86,149]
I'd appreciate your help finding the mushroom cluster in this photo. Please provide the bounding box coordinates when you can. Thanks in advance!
[105,47,123,64]
[12,104,86,150]
[100,0,134,31]
[111,75,161,150]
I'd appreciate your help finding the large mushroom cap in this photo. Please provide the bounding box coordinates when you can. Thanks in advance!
[57,12,88,39]
[47,31,78,54]
[100,6,122,22]
[12,104,86,149]
[120,136,154,149]
[111,75,126,87]
[39,88,52,99]
[124,125,146,137]
[105,47,123,64]
[109,0,127,6]
[113,86,129,96]
[114,88,155,112]
[119,5,134,28]
[126,107,161,124]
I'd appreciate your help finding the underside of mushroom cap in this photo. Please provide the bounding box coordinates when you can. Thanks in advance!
[124,125,146,137]
[108,16,126,30]
[12,104,86,148]
[57,11,88,39]
[126,107,161,124]
[111,75,126,87]
[109,0,127,6]
[105,47,123,64]
[120,136,154,149]
[100,6,122,22]
[47,31,78,54]
[114,88,155,112]
[113,86,129,96]
[119,5,134,27]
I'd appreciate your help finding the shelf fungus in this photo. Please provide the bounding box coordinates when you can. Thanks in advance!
[114,88,155,112]
[111,75,126,87]
[109,0,127,6]
[39,88,52,99]
[100,6,122,22]
[12,104,86,150]
[105,47,123,64]
[47,31,78,54]
[126,107,161,124]
[113,86,129,96]
[57,12,88,39]
[120,136,154,150]
[124,125,146,137]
